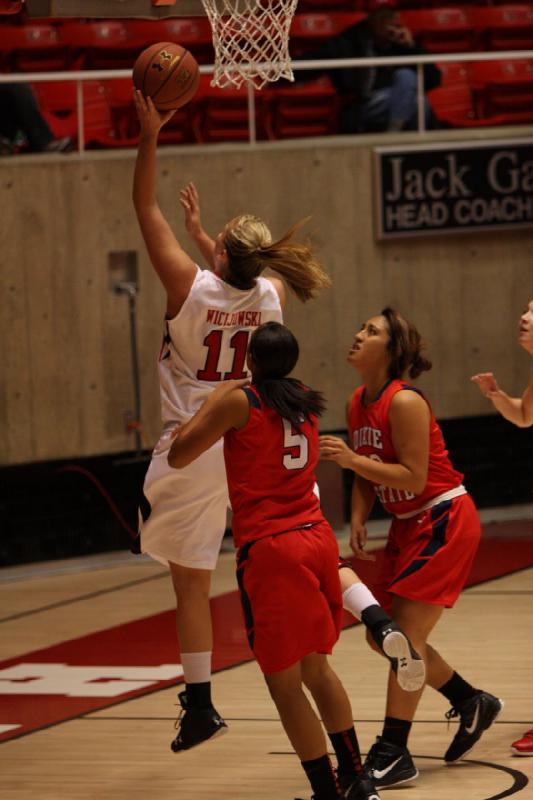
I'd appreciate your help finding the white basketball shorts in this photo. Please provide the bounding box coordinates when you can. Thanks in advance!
[139,428,229,571]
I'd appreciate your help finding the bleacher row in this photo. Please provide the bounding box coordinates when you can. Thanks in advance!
[1,5,533,145]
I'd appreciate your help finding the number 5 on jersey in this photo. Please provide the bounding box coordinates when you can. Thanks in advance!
[282,418,309,470]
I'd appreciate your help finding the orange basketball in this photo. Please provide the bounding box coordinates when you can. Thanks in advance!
[132,42,200,111]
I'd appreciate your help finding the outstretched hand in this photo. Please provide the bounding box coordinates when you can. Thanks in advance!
[471,372,500,398]
[180,182,202,237]
[133,90,175,136]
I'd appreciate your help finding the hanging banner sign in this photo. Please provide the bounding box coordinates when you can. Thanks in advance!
[374,139,533,239]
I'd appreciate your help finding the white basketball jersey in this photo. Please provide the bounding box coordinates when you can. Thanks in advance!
[158,267,283,424]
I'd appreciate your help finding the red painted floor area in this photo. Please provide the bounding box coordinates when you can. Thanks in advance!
[1,520,532,743]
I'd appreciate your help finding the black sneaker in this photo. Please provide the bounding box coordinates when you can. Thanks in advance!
[444,691,504,762]
[364,737,418,788]
[371,622,426,692]
[170,690,228,752]
[343,773,381,800]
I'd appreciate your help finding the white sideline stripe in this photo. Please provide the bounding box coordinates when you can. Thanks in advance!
[0,724,21,734]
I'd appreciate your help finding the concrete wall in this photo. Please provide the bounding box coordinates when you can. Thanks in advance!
[2,128,532,465]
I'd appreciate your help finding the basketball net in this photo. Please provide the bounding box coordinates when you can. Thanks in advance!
[200,0,298,89]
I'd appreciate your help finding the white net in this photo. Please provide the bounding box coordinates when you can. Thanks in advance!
[200,0,299,89]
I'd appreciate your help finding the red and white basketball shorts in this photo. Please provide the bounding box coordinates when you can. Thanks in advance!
[372,493,481,612]
[236,520,343,675]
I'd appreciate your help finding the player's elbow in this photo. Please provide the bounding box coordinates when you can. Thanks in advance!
[408,471,427,495]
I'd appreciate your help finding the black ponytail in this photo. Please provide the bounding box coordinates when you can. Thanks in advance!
[249,322,326,430]
[255,378,326,431]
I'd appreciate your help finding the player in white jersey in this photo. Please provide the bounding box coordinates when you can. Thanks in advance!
[132,91,331,752]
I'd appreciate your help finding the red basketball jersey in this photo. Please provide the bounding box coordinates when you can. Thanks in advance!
[224,385,324,548]
[347,379,463,516]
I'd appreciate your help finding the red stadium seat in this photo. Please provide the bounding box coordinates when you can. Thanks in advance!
[32,81,78,139]
[355,0,425,8]
[422,0,480,6]
[436,61,470,87]
[428,83,480,127]
[430,58,533,127]
[33,80,138,147]
[469,58,533,118]
[193,76,266,143]
[103,78,139,143]
[0,22,69,72]
[401,9,477,53]
[104,77,197,145]
[0,1,22,13]
[125,17,214,64]
[289,12,364,56]
[83,82,134,147]
[471,5,533,51]
[60,20,139,69]
[264,77,339,139]
[298,0,363,10]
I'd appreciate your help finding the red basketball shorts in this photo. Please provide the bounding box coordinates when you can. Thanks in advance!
[372,493,481,612]
[236,520,343,675]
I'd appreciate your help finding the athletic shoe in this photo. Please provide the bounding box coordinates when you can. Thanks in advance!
[170,690,228,752]
[343,774,381,800]
[511,729,533,756]
[364,737,418,788]
[444,691,504,762]
[371,622,426,692]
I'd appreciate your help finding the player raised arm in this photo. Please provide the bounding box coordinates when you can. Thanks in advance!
[132,91,197,317]
[471,299,533,428]
[179,182,217,271]
[471,371,533,428]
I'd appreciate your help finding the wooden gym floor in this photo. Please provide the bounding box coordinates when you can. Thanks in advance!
[1,505,532,800]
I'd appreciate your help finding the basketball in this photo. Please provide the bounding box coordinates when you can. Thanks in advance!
[132,42,200,111]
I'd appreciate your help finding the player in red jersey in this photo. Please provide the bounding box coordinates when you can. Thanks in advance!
[168,321,380,800]
[320,307,503,788]
[472,298,533,756]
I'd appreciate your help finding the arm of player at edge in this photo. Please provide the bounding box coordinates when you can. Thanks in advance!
[168,380,250,469]
[132,90,197,318]
[471,370,533,428]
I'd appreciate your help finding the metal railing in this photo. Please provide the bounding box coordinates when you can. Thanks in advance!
[1,49,533,151]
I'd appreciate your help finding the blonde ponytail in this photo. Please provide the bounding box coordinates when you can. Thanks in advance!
[224,216,330,302]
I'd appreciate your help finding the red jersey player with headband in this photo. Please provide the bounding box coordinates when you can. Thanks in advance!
[169,321,381,800]
[320,307,503,789]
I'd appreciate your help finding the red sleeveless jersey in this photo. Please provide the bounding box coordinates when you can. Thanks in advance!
[224,385,324,548]
[347,379,463,517]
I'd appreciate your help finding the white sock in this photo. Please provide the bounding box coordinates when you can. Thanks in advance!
[181,651,212,684]
[342,582,379,619]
